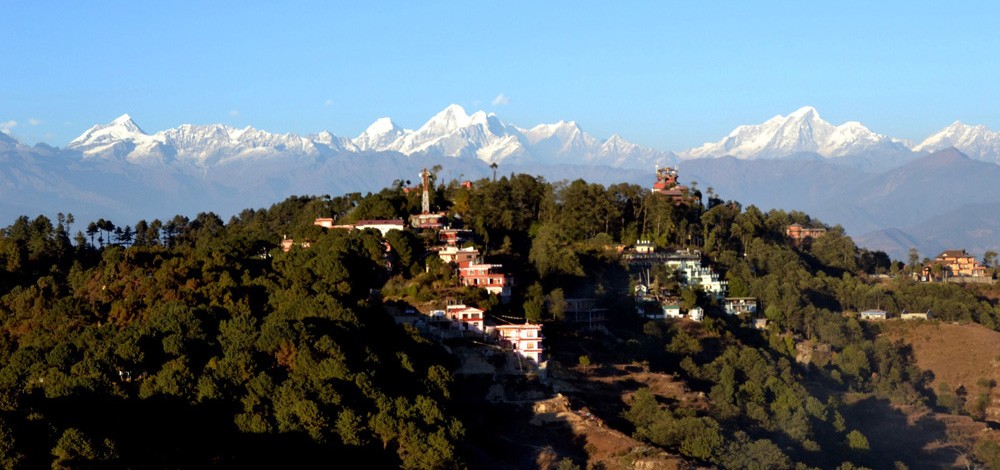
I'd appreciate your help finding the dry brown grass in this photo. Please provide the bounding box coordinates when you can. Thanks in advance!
[885,320,1000,394]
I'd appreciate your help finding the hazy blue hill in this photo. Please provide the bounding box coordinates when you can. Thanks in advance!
[857,201,1000,259]
[815,148,1000,234]
[681,155,872,214]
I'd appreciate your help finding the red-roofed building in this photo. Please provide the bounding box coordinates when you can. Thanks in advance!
[280,237,312,252]
[459,263,511,302]
[410,212,448,230]
[921,249,988,279]
[786,223,826,246]
[438,228,475,247]
[652,166,697,205]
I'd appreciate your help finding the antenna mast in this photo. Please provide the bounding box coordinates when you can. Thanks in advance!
[420,167,431,214]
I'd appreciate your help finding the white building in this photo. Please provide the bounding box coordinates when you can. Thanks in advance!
[437,245,480,268]
[445,304,485,334]
[859,309,888,320]
[688,306,704,322]
[900,311,931,321]
[663,303,683,319]
[723,297,758,316]
[491,323,544,363]
[318,218,405,237]
[665,250,728,300]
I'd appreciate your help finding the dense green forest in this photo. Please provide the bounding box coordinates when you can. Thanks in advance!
[2,173,1000,469]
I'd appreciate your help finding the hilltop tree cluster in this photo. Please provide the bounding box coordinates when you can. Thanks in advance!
[0,205,461,468]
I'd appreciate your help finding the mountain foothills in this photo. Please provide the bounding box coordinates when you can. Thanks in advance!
[5,174,1000,468]
[4,105,1000,258]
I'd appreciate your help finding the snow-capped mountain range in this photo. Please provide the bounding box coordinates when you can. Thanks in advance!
[65,104,678,169]
[6,104,1000,261]
[674,106,1000,165]
[912,121,1000,162]
[57,104,1000,169]
[68,114,354,165]
[677,106,913,160]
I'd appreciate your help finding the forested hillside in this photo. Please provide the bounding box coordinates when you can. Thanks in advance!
[3,172,1000,469]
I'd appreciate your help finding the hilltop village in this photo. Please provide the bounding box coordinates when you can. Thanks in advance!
[284,166,991,369]
[272,166,1000,469]
[4,166,1000,469]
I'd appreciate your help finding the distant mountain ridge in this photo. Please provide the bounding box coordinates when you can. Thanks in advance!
[6,105,1000,260]
[61,104,1000,168]
[682,148,1000,259]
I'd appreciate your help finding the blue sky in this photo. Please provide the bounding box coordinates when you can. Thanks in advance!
[3,1,1000,151]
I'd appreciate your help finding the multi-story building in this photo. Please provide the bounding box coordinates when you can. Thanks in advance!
[651,166,696,205]
[922,249,988,279]
[563,298,608,329]
[459,263,511,302]
[437,246,480,268]
[445,304,485,334]
[786,223,826,246]
[723,297,759,316]
[622,239,672,270]
[410,212,448,230]
[491,323,544,363]
[665,249,728,300]
[438,228,475,247]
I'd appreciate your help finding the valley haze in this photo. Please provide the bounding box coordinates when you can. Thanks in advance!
[3,104,999,261]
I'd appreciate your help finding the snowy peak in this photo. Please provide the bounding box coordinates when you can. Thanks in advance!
[603,134,628,148]
[69,114,150,149]
[915,121,1000,163]
[67,116,329,165]
[111,114,143,133]
[679,106,910,160]
[915,121,991,149]
[787,105,820,119]
[521,120,583,145]
[521,120,594,155]
[421,104,471,133]
[363,117,399,136]
[350,104,670,168]
[159,124,323,164]
[354,117,403,151]
[66,114,165,162]
[385,104,516,159]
